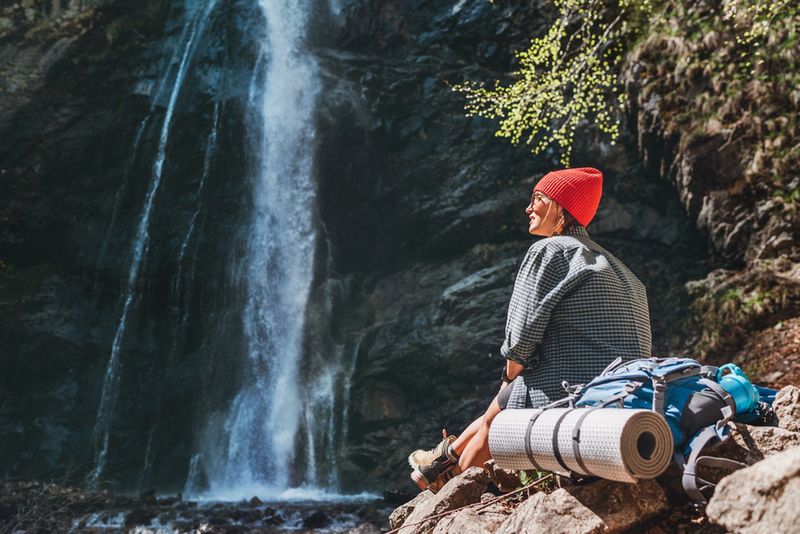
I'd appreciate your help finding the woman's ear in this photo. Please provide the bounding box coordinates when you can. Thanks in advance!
[552,206,566,236]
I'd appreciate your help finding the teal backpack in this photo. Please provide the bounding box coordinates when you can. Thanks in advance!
[549,357,776,503]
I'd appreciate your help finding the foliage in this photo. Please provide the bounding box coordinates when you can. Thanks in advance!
[723,0,797,65]
[454,0,798,166]
[454,0,650,166]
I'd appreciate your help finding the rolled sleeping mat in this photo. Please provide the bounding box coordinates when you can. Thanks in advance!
[489,408,672,483]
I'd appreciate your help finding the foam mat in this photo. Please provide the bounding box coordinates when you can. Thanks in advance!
[489,407,672,482]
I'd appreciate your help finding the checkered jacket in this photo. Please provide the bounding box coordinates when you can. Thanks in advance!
[502,226,652,409]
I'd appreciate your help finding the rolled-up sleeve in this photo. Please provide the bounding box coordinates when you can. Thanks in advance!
[500,243,572,365]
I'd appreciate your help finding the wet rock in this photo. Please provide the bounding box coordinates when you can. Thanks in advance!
[398,467,491,534]
[497,489,605,534]
[774,385,800,432]
[139,488,157,505]
[125,507,155,526]
[248,496,263,507]
[706,445,800,533]
[303,509,331,529]
[208,515,226,526]
[157,494,181,506]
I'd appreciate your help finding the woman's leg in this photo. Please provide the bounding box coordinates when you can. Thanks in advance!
[450,415,484,454]
[455,396,503,473]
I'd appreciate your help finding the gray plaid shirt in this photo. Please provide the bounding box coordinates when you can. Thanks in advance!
[502,226,652,409]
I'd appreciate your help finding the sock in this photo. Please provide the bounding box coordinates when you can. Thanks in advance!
[446,444,460,462]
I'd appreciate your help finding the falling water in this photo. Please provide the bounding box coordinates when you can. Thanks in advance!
[88,0,217,488]
[208,0,321,496]
[94,117,149,284]
[138,98,221,489]
[176,99,220,295]
[184,453,203,495]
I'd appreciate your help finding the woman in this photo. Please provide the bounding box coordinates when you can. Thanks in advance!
[409,167,652,493]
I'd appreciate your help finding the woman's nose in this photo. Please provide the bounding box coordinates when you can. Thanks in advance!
[525,204,533,214]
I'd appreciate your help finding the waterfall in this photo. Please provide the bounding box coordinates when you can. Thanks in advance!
[209,0,321,496]
[176,99,220,296]
[88,0,217,489]
[94,116,149,285]
[138,98,221,489]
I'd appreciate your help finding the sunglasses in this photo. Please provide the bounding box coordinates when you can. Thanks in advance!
[530,191,551,205]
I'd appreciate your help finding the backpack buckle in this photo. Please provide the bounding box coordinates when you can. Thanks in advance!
[651,376,667,415]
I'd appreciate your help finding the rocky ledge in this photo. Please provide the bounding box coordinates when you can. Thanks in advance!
[389,385,800,534]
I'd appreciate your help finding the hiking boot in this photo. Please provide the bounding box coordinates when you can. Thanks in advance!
[408,433,458,491]
[408,433,457,471]
[411,465,458,494]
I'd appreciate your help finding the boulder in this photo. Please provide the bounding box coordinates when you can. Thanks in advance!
[302,510,330,529]
[496,479,667,534]
[707,445,800,533]
[691,422,800,489]
[496,490,605,534]
[389,490,432,530]
[347,525,383,534]
[484,459,523,492]
[395,467,490,534]
[729,423,800,463]
[566,479,669,533]
[773,386,800,433]
[432,505,509,534]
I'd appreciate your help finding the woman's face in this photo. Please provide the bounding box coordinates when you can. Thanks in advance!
[526,191,562,236]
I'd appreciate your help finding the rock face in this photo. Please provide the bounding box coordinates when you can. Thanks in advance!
[623,6,800,360]
[706,446,800,533]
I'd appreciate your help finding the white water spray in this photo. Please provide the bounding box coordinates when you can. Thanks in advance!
[207,0,321,496]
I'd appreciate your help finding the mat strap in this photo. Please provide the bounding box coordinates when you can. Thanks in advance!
[552,408,575,475]
[524,410,545,471]
[571,407,600,477]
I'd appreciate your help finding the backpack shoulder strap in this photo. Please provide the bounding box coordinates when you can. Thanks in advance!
[680,425,747,503]
[600,356,623,375]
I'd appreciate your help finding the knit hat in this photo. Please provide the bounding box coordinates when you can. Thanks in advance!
[533,167,603,227]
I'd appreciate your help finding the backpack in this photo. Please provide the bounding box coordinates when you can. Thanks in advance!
[547,357,777,504]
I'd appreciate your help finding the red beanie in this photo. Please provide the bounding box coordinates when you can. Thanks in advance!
[534,167,603,227]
